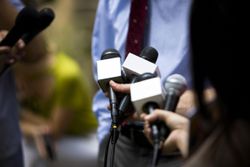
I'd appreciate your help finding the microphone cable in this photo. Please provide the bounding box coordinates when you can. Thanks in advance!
[109,86,120,167]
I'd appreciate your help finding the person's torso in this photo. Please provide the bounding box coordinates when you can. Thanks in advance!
[0,70,21,159]
[107,0,192,87]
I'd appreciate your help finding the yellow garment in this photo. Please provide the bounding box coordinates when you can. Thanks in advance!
[21,52,97,136]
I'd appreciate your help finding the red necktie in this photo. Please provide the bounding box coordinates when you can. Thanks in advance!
[125,0,149,57]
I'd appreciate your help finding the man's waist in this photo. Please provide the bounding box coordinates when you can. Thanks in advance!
[120,121,152,148]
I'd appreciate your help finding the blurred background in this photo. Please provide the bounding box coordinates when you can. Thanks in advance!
[23,0,99,96]
[18,0,100,167]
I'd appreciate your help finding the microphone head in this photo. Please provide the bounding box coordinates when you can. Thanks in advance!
[163,74,187,96]
[140,46,158,63]
[101,48,121,60]
[15,6,40,30]
[136,72,157,82]
[38,8,55,29]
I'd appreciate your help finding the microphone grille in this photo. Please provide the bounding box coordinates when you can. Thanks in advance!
[101,48,121,60]
[164,74,187,95]
[140,46,158,63]
[136,72,157,82]
[38,8,55,28]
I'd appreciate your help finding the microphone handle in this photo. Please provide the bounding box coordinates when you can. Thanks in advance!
[160,91,181,141]
[118,76,138,119]
[0,26,25,76]
[144,103,161,144]
[0,25,28,76]
[164,92,180,111]
[0,26,24,47]
[109,86,119,126]
[21,30,39,44]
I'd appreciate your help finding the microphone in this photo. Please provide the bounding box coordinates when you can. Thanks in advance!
[96,49,124,92]
[0,7,39,47]
[140,46,158,63]
[130,73,163,166]
[21,8,55,44]
[0,7,55,76]
[0,7,39,75]
[163,74,187,111]
[96,49,124,144]
[130,73,164,115]
[122,46,160,80]
[158,74,187,146]
[119,46,159,119]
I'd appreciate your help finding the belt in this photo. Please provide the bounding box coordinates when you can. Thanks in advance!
[120,121,152,148]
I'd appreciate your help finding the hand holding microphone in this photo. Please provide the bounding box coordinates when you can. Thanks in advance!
[0,6,55,75]
[143,109,190,158]
[141,74,189,158]
[96,49,125,143]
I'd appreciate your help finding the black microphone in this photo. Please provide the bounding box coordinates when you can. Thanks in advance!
[163,74,187,111]
[122,46,160,80]
[140,46,158,63]
[0,7,39,75]
[119,47,159,120]
[96,49,124,144]
[97,49,124,92]
[0,6,39,47]
[21,8,55,44]
[130,72,163,166]
[0,7,55,76]
[130,72,162,136]
[136,72,160,114]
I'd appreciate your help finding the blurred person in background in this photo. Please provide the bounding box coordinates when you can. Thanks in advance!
[12,0,98,167]
[0,31,24,167]
[0,0,46,166]
[16,51,98,167]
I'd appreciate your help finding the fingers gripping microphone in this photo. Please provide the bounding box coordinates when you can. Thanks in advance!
[163,74,187,111]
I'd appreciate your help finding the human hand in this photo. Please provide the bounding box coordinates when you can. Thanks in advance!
[0,30,25,65]
[108,80,142,121]
[31,125,56,160]
[142,109,190,157]
[175,90,195,117]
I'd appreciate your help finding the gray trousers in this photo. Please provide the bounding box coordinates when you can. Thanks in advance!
[98,131,183,167]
